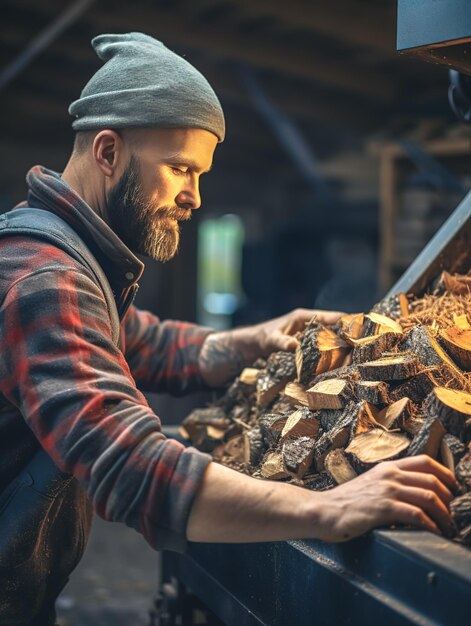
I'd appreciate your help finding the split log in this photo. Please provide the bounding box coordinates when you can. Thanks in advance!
[307,364,360,388]
[388,370,437,404]
[351,332,400,364]
[355,381,390,405]
[295,321,350,385]
[283,382,312,408]
[450,492,471,541]
[306,378,352,410]
[243,426,266,468]
[181,407,231,450]
[440,326,471,370]
[401,325,444,368]
[324,449,357,485]
[314,404,356,471]
[362,312,403,337]
[358,355,422,381]
[259,413,289,446]
[402,416,426,437]
[440,434,466,473]
[319,408,344,432]
[424,387,471,442]
[282,436,317,479]
[346,430,410,465]
[455,451,471,490]
[337,313,364,344]
[257,351,296,406]
[281,407,320,439]
[377,397,412,430]
[221,435,246,467]
[349,401,381,439]
[299,472,336,492]
[260,450,290,480]
[401,325,467,387]
[371,293,409,320]
[407,417,446,459]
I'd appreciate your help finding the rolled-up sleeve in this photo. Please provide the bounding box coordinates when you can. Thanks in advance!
[0,264,212,553]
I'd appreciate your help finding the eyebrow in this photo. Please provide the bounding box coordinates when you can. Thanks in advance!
[167,156,213,174]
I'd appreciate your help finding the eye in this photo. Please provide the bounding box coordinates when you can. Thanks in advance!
[170,166,188,176]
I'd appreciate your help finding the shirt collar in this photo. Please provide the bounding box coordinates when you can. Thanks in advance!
[20,165,144,290]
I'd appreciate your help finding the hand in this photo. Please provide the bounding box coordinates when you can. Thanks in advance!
[199,308,343,387]
[254,307,344,355]
[313,455,459,542]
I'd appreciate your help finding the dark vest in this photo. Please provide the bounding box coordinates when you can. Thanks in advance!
[0,208,121,625]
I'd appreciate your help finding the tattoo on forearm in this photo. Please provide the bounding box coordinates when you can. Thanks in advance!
[199,333,247,386]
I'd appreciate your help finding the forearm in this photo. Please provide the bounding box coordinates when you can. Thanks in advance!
[199,327,263,387]
[187,462,320,543]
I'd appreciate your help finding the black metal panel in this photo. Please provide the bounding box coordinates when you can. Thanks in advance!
[397,0,471,50]
[163,530,470,626]
[386,189,471,298]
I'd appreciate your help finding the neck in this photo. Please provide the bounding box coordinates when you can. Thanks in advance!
[61,156,109,223]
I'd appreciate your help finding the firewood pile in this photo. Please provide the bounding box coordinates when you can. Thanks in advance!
[181,271,471,544]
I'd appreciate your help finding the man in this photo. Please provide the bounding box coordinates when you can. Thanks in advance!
[0,32,457,625]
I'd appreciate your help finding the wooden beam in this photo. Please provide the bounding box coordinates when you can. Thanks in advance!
[188,0,396,55]
[8,0,396,101]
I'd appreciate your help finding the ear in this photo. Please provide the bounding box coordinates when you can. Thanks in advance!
[92,130,123,177]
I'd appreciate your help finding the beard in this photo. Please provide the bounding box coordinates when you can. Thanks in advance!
[106,155,190,262]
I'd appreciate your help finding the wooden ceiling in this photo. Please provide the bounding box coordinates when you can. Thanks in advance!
[0,0,454,203]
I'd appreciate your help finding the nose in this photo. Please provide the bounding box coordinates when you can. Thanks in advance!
[176,177,201,211]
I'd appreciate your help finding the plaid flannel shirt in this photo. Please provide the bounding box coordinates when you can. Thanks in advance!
[0,166,213,553]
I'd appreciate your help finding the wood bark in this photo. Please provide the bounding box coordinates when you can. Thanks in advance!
[455,450,471,490]
[388,370,437,404]
[257,351,296,406]
[282,436,317,479]
[407,417,446,459]
[351,332,400,364]
[440,434,466,473]
[355,380,390,405]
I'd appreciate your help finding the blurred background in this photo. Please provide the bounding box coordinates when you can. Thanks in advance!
[1,0,471,623]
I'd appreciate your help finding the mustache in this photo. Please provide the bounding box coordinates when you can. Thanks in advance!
[154,206,192,221]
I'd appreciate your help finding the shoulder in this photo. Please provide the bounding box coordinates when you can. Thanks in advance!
[0,234,95,296]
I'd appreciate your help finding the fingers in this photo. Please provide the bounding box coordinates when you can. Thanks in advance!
[393,485,455,535]
[396,469,454,507]
[386,501,441,536]
[393,455,459,493]
[280,309,345,336]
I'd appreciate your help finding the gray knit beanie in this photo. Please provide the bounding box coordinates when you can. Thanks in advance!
[69,32,225,141]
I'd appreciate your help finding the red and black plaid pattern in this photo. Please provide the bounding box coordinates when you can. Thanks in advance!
[0,166,213,552]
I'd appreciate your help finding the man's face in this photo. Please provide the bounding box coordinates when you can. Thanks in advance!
[106,128,217,261]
